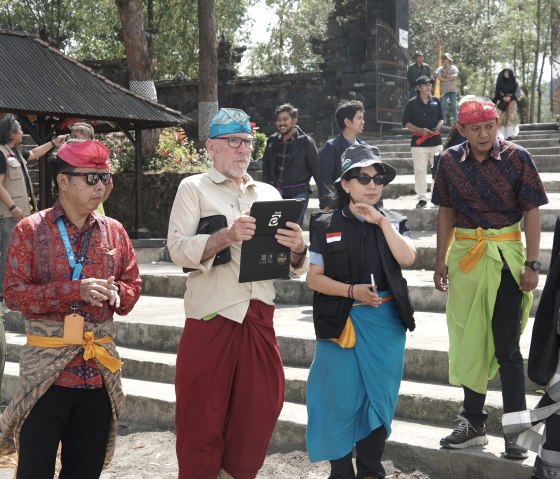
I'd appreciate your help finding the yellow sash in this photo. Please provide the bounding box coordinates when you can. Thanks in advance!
[26,331,122,373]
[330,296,394,348]
[455,227,522,273]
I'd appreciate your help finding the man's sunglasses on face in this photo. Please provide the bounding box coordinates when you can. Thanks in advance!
[63,172,112,186]
[216,137,255,149]
[349,173,385,186]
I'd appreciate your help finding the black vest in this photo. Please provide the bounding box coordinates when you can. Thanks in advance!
[310,209,415,340]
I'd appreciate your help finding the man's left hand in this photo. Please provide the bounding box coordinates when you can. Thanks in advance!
[275,221,306,255]
[520,267,539,292]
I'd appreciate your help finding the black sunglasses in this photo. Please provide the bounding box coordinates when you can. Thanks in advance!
[63,172,112,186]
[349,173,385,186]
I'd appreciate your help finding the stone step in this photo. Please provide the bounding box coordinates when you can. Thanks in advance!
[4,329,540,436]
[0,362,536,479]
[3,299,541,392]
[382,153,560,175]
[304,195,560,232]
[63,263,544,312]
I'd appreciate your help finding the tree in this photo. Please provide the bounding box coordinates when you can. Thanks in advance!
[246,0,333,75]
[198,0,218,143]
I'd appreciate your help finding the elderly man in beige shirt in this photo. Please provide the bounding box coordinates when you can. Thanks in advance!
[167,108,308,479]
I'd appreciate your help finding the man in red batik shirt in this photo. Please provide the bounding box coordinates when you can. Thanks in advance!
[0,139,141,479]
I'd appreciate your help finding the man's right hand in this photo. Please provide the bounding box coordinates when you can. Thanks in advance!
[225,210,256,243]
[433,261,449,292]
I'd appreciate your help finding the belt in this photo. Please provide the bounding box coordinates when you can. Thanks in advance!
[455,227,522,272]
[26,331,122,373]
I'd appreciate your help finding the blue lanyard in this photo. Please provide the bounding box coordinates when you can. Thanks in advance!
[56,218,93,281]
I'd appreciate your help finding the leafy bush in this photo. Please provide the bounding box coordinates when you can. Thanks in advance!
[252,131,267,161]
[101,128,212,174]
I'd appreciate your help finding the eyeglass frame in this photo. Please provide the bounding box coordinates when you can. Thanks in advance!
[348,172,386,186]
[214,136,255,150]
[62,171,112,186]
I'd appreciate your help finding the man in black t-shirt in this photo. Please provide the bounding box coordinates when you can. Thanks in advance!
[402,76,444,208]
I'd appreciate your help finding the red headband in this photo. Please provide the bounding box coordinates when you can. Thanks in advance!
[57,140,111,169]
[458,100,499,124]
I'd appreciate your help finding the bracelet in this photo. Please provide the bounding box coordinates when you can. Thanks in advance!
[347,284,354,299]
[9,204,17,212]
[291,245,308,256]
[50,140,56,148]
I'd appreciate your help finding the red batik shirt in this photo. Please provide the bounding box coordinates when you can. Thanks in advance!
[4,201,142,388]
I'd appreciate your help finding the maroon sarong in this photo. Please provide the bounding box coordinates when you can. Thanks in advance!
[175,300,285,479]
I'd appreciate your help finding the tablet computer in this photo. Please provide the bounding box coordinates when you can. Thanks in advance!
[239,199,305,283]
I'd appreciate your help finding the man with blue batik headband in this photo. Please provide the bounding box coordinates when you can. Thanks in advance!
[168,108,309,479]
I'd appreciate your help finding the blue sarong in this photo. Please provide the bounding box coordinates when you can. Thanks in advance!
[306,292,406,462]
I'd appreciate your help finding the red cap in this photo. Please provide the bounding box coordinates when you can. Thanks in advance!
[57,140,111,169]
[458,99,499,124]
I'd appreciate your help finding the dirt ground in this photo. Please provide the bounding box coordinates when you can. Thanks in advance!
[96,424,432,479]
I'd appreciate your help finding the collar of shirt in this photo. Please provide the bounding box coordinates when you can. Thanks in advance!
[460,139,501,163]
[207,166,257,190]
[51,199,104,231]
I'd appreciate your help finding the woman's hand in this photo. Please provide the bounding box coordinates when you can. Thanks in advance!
[352,203,383,225]
[352,284,384,307]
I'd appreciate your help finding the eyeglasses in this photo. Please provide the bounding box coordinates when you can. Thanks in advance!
[216,137,255,149]
[63,172,112,185]
[349,173,385,186]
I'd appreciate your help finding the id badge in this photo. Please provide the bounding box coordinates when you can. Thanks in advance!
[63,313,85,344]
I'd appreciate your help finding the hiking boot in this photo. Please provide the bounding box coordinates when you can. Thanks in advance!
[440,416,488,449]
[504,434,528,459]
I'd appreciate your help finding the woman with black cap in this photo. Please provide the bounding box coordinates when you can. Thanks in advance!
[305,144,416,479]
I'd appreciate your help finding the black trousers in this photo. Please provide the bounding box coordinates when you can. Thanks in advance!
[17,385,112,479]
[462,270,527,427]
[329,426,386,479]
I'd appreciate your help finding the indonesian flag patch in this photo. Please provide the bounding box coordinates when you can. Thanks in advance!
[326,232,342,243]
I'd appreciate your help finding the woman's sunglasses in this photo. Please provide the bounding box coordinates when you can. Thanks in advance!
[63,172,112,186]
[349,173,385,186]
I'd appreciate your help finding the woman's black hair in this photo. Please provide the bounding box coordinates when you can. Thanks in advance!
[0,114,19,145]
[49,156,75,192]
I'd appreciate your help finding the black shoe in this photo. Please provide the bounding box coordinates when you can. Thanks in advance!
[416,200,427,208]
[440,416,488,449]
[504,434,528,459]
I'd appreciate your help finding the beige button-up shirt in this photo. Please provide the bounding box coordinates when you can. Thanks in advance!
[167,167,308,323]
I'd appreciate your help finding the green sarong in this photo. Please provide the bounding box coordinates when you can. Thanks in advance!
[446,222,532,394]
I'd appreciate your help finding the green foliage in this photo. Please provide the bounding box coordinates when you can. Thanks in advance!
[409,0,553,121]
[0,0,253,80]
[251,131,267,161]
[245,0,333,75]
[102,128,211,174]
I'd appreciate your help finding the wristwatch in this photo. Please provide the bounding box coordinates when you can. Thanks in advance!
[524,260,541,272]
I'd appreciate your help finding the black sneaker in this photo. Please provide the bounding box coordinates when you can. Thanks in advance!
[504,434,528,459]
[440,416,488,449]
[416,200,427,208]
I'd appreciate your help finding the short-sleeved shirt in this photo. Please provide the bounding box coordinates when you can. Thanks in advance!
[437,65,459,94]
[402,95,444,147]
[431,139,548,229]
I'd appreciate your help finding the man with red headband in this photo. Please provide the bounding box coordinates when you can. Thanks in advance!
[0,139,141,478]
[432,96,548,458]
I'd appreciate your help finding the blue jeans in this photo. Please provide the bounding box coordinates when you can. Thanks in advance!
[441,92,458,125]
[282,191,310,228]
[0,217,16,298]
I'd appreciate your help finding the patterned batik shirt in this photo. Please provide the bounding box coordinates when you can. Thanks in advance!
[4,201,142,388]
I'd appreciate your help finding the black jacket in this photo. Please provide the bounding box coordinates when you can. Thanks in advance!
[261,126,318,197]
[309,208,415,340]
[528,215,560,386]
[317,135,364,209]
